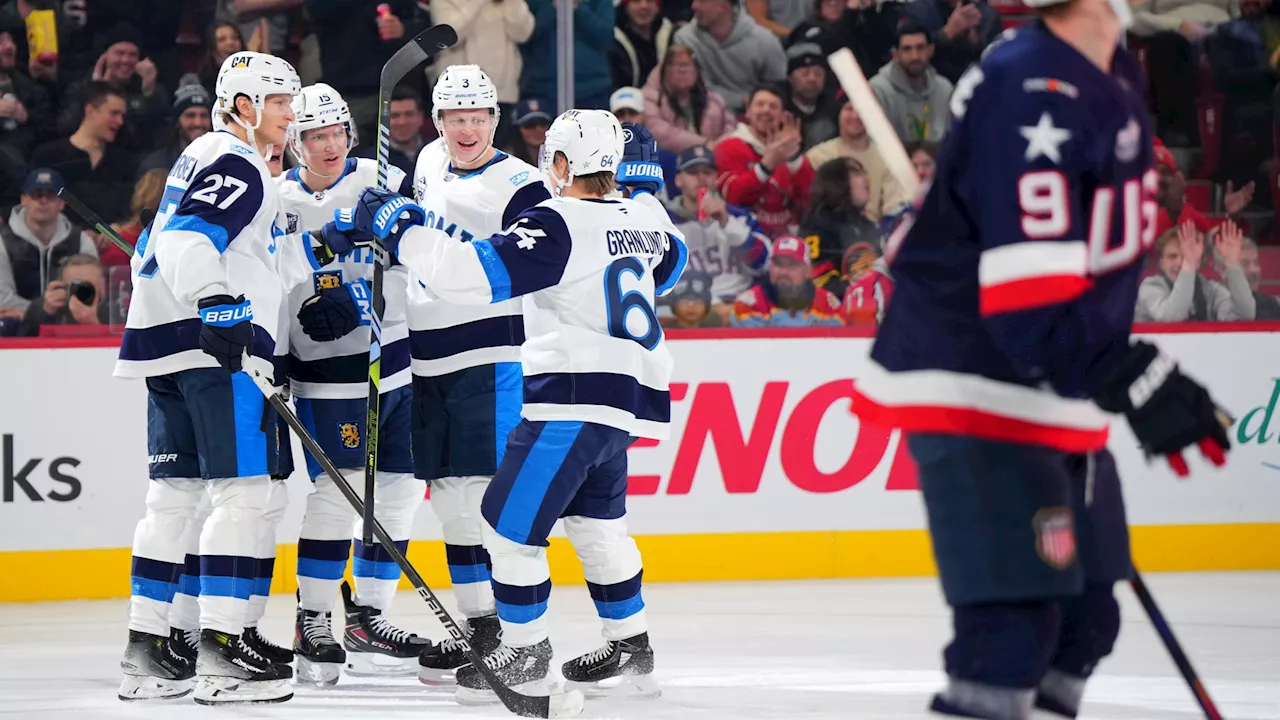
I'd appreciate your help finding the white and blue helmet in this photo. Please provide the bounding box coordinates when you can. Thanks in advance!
[539,109,624,193]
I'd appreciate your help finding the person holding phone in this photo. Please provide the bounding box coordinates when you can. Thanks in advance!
[17,252,106,335]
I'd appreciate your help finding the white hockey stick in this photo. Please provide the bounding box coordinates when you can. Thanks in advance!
[825,48,920,199]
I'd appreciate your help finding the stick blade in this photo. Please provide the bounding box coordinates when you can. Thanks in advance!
[381,24,456,84]
[417,23,457,53]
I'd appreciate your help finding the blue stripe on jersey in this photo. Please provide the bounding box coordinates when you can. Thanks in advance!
[120,318,274,363]
[289,337,410,384]
[471,240,513,302]
[653,233,688,296]
[502,181,553,230]
[230,372,268,477]
[167,154,266,254]
[485,205,573,298]
[524,372,670,424]
[495,422,583,544]
[409,315,524,360]
[494,362,522,465]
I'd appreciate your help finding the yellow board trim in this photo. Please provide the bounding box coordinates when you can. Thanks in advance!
[2,524,1277,604]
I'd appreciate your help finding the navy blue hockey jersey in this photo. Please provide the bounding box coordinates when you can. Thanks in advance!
[850,23,1157,453]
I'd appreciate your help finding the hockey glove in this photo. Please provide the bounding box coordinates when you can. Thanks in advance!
[340,187,426,258]
[309,220,374,266]
[1091,340,1232,477]
[297,279,372,342]
[198,294,254,373]
[617,122,664,196]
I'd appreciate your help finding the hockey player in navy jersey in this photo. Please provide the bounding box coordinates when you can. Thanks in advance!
[272,83,431,683]
[330,110,685,704]
[399,65,553,685]
[848,3,1233,719]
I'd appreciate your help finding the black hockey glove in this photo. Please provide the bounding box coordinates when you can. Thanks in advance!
[198,294,254,373]
[297,279,371,342]
[617,122,664,196]
[1091,340,1232,477]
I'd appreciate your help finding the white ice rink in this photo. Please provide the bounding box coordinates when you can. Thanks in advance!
[2,572,1276,720]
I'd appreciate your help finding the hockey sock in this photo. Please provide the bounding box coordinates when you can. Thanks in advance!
[245,480,289,628]
[564,515,646,640]
[932,601,1061,718]
[432,475,495,618]
[129,478,206,636]
[482,522,552,647]
[352,472,423,611]
[199,475,272,634]
[1037,585,1121,716]
[297,470,357,612]
[170,490,211,632]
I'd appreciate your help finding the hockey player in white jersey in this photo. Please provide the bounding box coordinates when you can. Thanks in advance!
[331,109,686,704]
[114,51,358,706]
[403,64,552,685]
[274,82,431,683]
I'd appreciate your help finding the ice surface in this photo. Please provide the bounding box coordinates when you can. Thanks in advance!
[1,573,1276,719]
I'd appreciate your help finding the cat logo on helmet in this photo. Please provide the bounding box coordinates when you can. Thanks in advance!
[228,54,252,69]
[338,422,361,450]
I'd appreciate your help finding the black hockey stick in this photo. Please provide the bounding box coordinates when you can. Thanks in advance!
[361,22,459,547]
[58,187,149,257]
[240,360,584,719]
[1130,571,1224,720]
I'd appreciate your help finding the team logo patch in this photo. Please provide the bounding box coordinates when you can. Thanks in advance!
[1022,77,1079,99]
[338,422,361,450]
[1115,118,1141,163]
[623,128,634,144]
[285,212,299,234]
[842,241,879,279]
[314,270,344,292]
[1033,507,1077,570]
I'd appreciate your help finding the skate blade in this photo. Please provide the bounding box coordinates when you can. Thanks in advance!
[117,675,194,702]
[417,666,458,686]
[295,657,343,686]
[193,676,293,705]
[344,651,419,677]
[568,672,661,699]
[454,676,563,707]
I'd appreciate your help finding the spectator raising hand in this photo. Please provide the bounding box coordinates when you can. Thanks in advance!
[763,111,802,169]
[1178,218,1204,273]
[1223,180,1255,216]
[1214,218,1244,269]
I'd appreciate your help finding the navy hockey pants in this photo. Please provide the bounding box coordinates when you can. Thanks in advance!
[294,386,414,480]
[411,363,522,481]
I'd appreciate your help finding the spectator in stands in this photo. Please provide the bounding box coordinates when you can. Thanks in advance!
[611,86,645,123]
[105,168,166,269]
[902,0,1001,85]
[308,0,424,146]
[663,144,770,320]
[714,84,807,237]
[1204,0,1280,178]
[197,22,248,93]
[642,44,737,154]
[731,234,843,326]
[429,0,534,147]
[799,156,880,297]
[804,96,908,221]
[18,252,106,335]
[789,0,899,80]
[1222,235,1280,317]
[32,82,137,224]
[0,0,94,90]
[1153,139,1253,237]
[746,0,809,38]
[0,21,52,156]
[783,42,840,150]
[870,22,954,144]
[659,269,723,327]
[362,87,429,177]
[906,139,939,184]
[216,0,296,57]
[674,0,787,115]
[0,168,93,315]
[1136,219,1256,321]
[841,250,894,325]
[503,99,552,166]
[612,0,675,89]
[58,22,168,156]
[521,0,615,110]
[139,83,212,174]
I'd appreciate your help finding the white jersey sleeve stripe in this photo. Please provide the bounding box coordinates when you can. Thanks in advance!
[653,233,688,297]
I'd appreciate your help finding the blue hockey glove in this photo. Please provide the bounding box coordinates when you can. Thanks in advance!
[198,294,253,373]
[310,220,375,266]
[297,279,371,342]
[617,122,664,196]
[337,187,426,258]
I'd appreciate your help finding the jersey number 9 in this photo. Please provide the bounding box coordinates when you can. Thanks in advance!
[604,257,661,351]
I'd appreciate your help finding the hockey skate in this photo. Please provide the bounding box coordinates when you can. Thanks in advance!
[243,626,294,665]
[340,581,433,676]
[418,613,502,685]
[118,629,196,701]
[562,632,660,699]
[193,629,293,705]
[454,639,558,707]
[170,626,200,668]
[295,605,346,685]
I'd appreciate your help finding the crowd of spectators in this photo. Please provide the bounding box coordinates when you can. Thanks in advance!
[1,0,1279,338]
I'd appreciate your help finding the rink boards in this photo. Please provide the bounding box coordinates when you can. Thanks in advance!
[1,325,1278,602]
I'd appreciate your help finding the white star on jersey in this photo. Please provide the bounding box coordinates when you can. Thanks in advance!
[1020,112,1071,164]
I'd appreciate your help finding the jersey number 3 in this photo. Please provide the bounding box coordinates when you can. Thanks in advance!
[1019,168,1158,274]
[604,257,661,351]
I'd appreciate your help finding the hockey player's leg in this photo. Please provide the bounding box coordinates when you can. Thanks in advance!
[167,492,210,673]
[242,477,293,664]
[907,433,1082,720]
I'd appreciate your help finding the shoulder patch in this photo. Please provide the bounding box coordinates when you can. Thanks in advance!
[229,143,255,156]
[509,171,530,186]
[1022,77,1079,99]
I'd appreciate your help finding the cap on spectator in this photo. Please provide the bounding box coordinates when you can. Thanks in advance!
[670,269,712,304]
[610,87,644,115]
[514,99,553,127]
[772,235,811,266]
[786,43,824,75]
[676,145,716,172]
[174,83,211,114]
[22,168,65,195]
[97,21,146,58]
[1154,139,1177,172]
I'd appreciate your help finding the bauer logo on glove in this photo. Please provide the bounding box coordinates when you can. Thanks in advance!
[201,303,253,326]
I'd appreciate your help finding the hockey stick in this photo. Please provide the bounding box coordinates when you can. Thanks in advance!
[361,22,459,547]
[1130,571,1224,719]
[240,359,584,719]
[57,187,149,258]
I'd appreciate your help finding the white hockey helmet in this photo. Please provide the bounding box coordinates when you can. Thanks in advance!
[539,109,624,193]
[432,64,499,123]
[287,83,358,159]
[214,51,301,152]
[1022,0,1132,27]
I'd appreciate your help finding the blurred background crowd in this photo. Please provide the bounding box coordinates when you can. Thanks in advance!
[1,0,1278,339]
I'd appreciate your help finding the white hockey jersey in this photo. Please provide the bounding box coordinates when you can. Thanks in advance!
[408,142,552,376]
[114,130,316,380]
[277,157,412,399]
[396,192,689,439]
